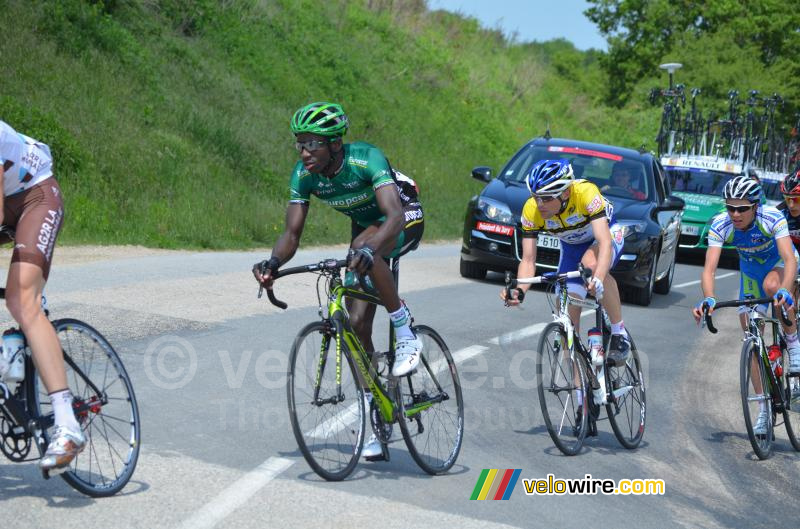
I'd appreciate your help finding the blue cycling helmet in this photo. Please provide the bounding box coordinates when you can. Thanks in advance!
[722,175,762,203]
[526,159,574,196]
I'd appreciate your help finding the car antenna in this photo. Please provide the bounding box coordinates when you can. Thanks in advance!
[544,122,552,140]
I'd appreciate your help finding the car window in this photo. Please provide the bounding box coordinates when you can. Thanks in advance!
[500,145,652,201]
[760,178,782,204]
[666,167,734,195]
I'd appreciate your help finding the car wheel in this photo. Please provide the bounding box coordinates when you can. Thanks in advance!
[653,251,676,295]
[460,257,487,280]
[631,258,655,306]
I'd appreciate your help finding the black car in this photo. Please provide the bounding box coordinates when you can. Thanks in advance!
[460,137,685,306]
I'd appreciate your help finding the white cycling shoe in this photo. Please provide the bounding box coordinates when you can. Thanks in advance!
[392,335,422,377]
[787,340,800,375]
[753,409,770,436]
[361,433,382,459]
[39,425,86,472]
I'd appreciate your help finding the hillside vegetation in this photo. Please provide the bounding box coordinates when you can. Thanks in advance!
[1,0,779,248]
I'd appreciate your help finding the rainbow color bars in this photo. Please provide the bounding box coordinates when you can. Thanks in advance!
[470,469,522,500]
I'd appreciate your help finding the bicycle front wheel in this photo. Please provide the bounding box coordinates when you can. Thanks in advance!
[606,334,646,449]
[396,325,463,474]
[34,319,141,497]
[287,321,364,481]
[741,339,773,459]
[537,322,588,456]
[781,345,800,451]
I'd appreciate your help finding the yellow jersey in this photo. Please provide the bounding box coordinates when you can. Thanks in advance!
[520,179,614,245]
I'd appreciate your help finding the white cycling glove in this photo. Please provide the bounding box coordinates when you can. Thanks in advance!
[590,277,604,300]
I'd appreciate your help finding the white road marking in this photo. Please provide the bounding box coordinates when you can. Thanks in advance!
[179,457,294,529]
[673,272,735,289]
[487,310,593,345]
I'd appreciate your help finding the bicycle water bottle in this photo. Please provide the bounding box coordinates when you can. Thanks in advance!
[768,344,783,377]
[2,329,25,384]
[588,328,607,405]
[588,328,604,366]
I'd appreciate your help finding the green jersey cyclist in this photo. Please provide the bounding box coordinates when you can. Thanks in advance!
[252,102,424,458]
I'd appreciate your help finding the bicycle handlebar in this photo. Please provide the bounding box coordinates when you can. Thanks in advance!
[504,266,593,303]
[257,258,357,310]
[701,296,793,334]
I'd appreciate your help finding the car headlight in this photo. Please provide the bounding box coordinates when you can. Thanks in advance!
[477,197,516,225]
[615,220,647,239]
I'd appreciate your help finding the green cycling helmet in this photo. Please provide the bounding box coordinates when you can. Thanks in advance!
[290,102,349,137]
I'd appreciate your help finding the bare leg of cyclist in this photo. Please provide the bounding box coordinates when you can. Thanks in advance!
[581,245,628,366]
[346,297,378,353]
[350,225,420,377]
[6,261,86,470]
[578,246,623,325]
[5,262,64,393]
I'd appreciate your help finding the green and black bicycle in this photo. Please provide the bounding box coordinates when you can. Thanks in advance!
[261,257,463,481]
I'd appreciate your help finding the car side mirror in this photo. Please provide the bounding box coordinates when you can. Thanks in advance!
[472,166,493,183]
[658,195,685,211]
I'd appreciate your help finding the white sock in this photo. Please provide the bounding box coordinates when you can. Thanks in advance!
[757,397,767,414]
[576,389,584,406]
[611,321,628,338]
[786,332,798,344]
[50,389,80,431]
[389,305,414,340]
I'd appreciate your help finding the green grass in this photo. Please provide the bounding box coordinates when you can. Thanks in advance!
[0,0,656,249]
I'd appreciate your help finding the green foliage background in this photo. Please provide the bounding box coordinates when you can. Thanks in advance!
[1,0,793,248]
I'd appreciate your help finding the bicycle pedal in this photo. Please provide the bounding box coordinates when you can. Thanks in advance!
[364,453,388,462]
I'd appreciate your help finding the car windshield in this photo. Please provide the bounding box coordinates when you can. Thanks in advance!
[760,178,782,204]
[666,168,782,203]
[500,145,652,201]
[665,168,735,195]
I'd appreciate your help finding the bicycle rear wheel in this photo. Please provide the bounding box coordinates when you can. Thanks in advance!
[396,325,463,474]
[537,322,588,455]
[287,321,364,481]
[606,334,646,449]
[34,319,141,497]
[741,339,773,459]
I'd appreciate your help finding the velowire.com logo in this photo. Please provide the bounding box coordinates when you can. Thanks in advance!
[469,469,522,500]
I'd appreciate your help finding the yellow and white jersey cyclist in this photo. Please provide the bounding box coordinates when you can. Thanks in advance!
[505,158,631,366]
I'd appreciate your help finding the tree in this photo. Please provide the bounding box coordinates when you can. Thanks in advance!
[586,0,800,107]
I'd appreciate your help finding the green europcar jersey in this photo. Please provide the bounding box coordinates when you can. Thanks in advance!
[289,142,419,227]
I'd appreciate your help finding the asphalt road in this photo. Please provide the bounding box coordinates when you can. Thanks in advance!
[1,243,798,528]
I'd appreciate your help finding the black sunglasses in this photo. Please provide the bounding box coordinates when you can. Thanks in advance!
[725,204,756,213]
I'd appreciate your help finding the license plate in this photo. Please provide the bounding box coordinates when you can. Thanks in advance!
[537,235,561,250]
[681,224,700,236]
